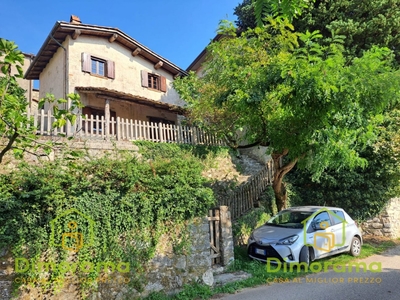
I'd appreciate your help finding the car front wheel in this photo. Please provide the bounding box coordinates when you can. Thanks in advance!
[299,246,310,267]
[350,236,362,256]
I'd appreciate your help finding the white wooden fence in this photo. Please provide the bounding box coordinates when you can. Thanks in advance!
[29,109,224,146]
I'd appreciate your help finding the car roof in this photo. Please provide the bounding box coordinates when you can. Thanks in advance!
[284,206,344,212]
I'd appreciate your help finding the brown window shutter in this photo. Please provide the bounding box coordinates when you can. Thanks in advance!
[107,60,115,79]
[141,70,149,87]
[160,76,167,92]
[82,53,91,72]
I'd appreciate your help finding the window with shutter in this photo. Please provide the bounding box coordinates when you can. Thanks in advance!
[81,52,114,79]
[141,70,167,92]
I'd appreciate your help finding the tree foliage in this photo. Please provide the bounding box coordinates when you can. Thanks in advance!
[233,0,400,212]
[236,0,400,63]
[235,0,316,29]
[234,0,258,30]
[174,20,400,210]
[289,108,400,221]
[0,39,83,164]
[256,0,314,24]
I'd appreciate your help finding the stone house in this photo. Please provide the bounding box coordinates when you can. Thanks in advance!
[24,15,188,133]
[186,34,223,77]
[1,51,38,111]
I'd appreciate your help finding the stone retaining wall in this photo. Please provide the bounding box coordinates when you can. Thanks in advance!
[361,198,400,238]
[96,217,214,299]
[0,218,211,299]
[0,139,236,299]
[1,138,140,174]
[0,208,235,299]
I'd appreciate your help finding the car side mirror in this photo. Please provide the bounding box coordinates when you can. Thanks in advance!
[311,222,325,231]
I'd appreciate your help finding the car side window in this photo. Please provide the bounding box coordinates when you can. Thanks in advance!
[311,212,332,231]
[331,210,345,225]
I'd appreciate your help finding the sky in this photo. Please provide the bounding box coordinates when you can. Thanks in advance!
[0,0,239,70]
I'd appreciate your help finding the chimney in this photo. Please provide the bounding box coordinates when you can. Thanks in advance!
[70,15,81,24]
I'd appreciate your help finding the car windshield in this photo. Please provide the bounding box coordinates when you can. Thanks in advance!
[266,210,313,228]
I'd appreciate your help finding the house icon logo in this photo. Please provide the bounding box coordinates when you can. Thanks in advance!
[301,208,346,252]
[50,208,95,252]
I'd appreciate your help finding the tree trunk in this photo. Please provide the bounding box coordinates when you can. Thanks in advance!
[271,150,299,211]
[273,175,287,211]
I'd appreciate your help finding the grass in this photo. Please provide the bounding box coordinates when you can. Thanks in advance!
[144,237,399,300]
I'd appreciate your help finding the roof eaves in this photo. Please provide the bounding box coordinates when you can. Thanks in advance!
[24,21,61,79]
[25,21,188,79]
[186,34,224,72]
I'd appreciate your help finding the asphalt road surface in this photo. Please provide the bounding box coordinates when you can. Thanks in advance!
[216,245,400,300]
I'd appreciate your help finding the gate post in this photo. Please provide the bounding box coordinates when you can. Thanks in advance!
[219,206,234,266]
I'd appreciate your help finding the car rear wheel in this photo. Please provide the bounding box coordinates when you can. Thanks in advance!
[350,236,361,256]
[299,246,310,267]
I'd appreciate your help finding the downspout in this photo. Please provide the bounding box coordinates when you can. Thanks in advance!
[49,34,70,135]
[28,55,33,113]
[49,34,68,102]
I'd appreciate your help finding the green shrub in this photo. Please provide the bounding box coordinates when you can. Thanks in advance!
[232,208,271,246]
[0,144,217,296]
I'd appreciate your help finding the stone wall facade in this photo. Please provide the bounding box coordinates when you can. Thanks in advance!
[361,198,400,238]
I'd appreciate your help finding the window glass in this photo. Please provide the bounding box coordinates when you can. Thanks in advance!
[91,58,105,76]
[99,61,104,75]
[267,210,312,228]
[313,212,332,230]
[148,74,159,89]
[332,210,345,225]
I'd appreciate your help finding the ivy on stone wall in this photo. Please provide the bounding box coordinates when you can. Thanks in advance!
[0,143,219,296]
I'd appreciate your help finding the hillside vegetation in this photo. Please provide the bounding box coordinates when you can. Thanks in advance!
[0,141,262,297]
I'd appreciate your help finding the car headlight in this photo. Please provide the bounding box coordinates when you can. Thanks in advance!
[276,235,299,245]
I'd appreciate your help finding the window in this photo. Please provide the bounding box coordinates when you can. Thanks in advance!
[141,70,167,92]
[312,212,332,230]
[91,58,105,76]
[81,53,115,79]
[332,210,345,225]
[148,74,159,90]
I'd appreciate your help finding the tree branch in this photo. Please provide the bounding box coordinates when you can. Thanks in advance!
[0,131,19,163]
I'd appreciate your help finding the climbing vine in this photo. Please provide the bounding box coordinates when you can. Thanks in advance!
[0,143,219,297]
